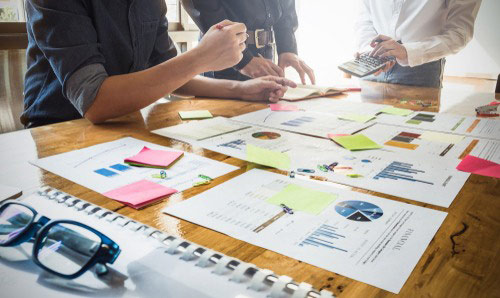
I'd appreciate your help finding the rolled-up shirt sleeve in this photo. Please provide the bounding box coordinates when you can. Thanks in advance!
[403,0,481,67]
[26,0,106,112]
[65,64,108,115]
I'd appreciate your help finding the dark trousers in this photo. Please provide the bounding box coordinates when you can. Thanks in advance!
[363,59,446,88]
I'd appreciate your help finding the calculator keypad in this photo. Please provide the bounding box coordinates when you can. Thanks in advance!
[338,53,395,77]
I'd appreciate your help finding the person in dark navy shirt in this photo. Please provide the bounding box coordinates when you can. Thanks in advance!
[182,0,315,84]
[22,0,295,127]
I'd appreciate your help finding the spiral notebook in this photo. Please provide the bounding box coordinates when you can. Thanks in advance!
[0,187,334,298]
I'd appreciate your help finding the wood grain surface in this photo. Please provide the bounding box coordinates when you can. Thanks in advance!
[0,80,499,297]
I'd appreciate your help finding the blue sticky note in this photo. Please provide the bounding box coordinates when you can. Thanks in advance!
[110,164,131,172]
[95,168,118,177]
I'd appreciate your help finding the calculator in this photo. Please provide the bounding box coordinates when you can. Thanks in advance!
[338,53,394,78]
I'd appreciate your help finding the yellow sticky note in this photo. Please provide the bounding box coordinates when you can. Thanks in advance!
[179,110,213,120]
[267,184,338,215]
[331,134,382,151]
[338,114,376,123]
[420,131,465,144]
[246,144,291,170]
[380,106,414,116]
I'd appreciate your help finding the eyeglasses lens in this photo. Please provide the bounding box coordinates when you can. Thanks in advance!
[37,223,102,276]
[0,204,33,244]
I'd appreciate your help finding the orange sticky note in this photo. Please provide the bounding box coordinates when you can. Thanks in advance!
[125,147,183,168]
[456,155,500,179]
[270,103,299,111]
[104,180,177,209]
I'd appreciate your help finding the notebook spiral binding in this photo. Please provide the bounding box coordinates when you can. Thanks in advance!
[36,186,335,298]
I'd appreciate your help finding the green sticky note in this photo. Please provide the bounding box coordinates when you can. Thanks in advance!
[267,184,338,215]
[178,110,213,120]
[380,106,413,116]
[332,134,382,151]
[246,144,291,170]
[338,114,376,123]
[406,119,421,125]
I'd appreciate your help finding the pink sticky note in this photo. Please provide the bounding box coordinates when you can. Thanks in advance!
[456,155,500,179]
[104,180,177,209]
[125,147,183,168]
[488,101,500,106]
[327,133,350,139]
[270,103,299,111]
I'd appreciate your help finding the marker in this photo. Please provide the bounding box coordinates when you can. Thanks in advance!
[297,168,315,174]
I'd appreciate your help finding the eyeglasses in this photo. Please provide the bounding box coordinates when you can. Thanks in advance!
[0,201,121,279]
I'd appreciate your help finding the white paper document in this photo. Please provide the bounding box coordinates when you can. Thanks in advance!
[232,109,373,138]
[0,184,22,201]
[153,119,470,207]
[31,137,237,194]
[164,169,447,293]
[376,112,500,140]
[360,123,500,165]
[0,191,272,298]
[292,97,390,115]
[153,117,250,142]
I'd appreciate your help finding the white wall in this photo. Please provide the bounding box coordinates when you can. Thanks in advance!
[444,0,500,79]
[293,1,360,85]
[293,0,499,84]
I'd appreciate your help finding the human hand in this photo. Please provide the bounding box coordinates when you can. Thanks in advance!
[354,52,396,76]
[238,76,297,102]
[240,56,284,78]
[195,20,247,72]
[369,35,408,64]
[278,52,315,85]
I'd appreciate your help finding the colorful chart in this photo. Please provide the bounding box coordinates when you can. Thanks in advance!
[281,116,315,127]
[299,224,347,252]
[385,132,420,150]
[217,139,246,150]
[406,113,435,125]
[335,200,383,222]
[94,168,118,177]
[252,132,281,140]
[373,161,434,185]
[110,164,131,172]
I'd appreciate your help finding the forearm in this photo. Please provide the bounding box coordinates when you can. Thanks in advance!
[175,75,241,99]
[85,49,205,123]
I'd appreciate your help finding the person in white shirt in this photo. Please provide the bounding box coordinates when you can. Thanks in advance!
[355,0,482,88]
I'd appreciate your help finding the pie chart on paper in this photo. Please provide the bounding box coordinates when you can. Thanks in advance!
[335,200,383,222]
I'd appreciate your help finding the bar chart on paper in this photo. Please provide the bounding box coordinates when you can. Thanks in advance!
[373,161,434,185]
[299,224,348,252]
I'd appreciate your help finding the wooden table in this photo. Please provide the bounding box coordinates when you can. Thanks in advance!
[1,80,499,297]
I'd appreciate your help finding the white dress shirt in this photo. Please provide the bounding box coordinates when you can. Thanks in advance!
[355,0,482,67]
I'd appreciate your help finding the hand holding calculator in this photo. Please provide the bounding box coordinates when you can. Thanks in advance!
[338,52,395,78]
